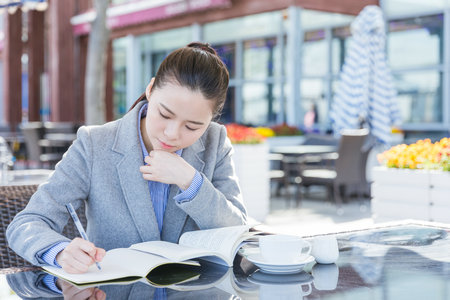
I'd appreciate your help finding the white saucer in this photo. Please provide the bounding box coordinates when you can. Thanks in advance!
[248,270,314,285]
[246,254,315,274]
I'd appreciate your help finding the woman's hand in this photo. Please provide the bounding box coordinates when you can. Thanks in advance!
[139,150,196,190]
[56,238,106,274]
[57,278,106,300]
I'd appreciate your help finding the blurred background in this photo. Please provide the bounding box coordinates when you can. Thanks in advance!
[1,0,450,226]
[1,0,449,140]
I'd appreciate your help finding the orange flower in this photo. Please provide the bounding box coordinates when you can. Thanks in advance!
[225,123,265,144]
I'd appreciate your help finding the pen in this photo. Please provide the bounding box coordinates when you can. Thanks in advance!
[65,203,101,270]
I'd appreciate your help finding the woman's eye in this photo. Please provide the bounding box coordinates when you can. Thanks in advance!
[186,126,198,131]
[159,112,169,119]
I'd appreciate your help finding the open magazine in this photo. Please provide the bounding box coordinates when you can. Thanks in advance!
[43,225,259,287]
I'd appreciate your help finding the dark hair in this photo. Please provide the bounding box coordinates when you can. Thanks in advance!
[129,42,229,118]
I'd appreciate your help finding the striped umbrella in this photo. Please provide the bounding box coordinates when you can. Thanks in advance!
[330,5,401,144]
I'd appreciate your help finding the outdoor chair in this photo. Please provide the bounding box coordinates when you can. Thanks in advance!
[299,128,369,208]
[19,122,65,168]
[0,184,86,268]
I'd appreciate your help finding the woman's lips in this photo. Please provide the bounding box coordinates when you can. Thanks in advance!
[159,139,174,149]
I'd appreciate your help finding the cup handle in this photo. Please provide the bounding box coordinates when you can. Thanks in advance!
[301,283,312,296]
[303,241,312,256]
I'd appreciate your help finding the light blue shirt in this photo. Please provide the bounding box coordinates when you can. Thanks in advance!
[41,102,203,291]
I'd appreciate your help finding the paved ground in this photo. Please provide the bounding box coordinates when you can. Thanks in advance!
[261,187,374,236]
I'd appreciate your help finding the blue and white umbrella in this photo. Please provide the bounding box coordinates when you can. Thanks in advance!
[330,5,401,144]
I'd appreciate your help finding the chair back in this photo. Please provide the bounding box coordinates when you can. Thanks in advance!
[19,122,44,162]
[335,129,369,184]
[0,185,87,268]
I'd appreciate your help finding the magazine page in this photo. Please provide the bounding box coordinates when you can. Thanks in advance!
[43,248,177,286]
[130,241,226,265]
[178,225,251,266]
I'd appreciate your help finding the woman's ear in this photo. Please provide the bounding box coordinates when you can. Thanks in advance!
[145,78,155,101]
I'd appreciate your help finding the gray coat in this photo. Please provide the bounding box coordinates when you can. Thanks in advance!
[7,101,247,266]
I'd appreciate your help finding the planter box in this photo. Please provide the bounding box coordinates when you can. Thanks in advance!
[371,167,450,223]
[232,143,270,222]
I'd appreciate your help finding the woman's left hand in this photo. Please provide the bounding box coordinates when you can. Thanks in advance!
[139,150,196,190]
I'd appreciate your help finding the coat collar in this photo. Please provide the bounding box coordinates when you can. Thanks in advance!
[111,101,206,242]
[111,101,159,242]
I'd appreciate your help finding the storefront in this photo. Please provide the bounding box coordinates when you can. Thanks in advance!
[1,0,449,141]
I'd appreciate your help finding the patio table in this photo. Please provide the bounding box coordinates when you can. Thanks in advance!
[271,145,337,156]
[1,220,449,299]
[0,169,53,186]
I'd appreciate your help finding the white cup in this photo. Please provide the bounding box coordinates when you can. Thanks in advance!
[311,235,339,264]
[259,282,312,300]
[312,263,339,290]
[259,235,312,264]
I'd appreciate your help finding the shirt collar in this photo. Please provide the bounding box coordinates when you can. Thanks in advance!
[137,102,182,160]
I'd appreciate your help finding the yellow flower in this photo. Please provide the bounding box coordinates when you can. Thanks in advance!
[378,137,450,171]
[255,127,275,138]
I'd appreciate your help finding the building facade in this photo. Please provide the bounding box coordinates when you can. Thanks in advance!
[1,0,449,141]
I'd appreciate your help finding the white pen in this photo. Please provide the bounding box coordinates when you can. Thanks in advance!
[65,203,101,270]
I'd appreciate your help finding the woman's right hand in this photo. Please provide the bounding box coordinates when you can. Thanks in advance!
[56,238,106,273]
[57,278,106,300]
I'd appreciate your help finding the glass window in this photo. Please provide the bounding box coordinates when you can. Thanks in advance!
[0,60,3,125]
[148,27,192,52]
[113,38,127,119]
[300,79,326,125]
[301,9,354,31]
[204,11,282,43]
[393,70,442,123]
[242,83,278,125]
[243,38,277,80]
[303,30,327,76]
[151,51,169,77]
[218,87,235,124]
[214,43,236,79]
[331,26,351,74]
[384,0,447,17]
[388,15,443,69]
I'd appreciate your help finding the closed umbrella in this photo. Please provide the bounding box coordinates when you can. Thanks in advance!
[330,5,401,144]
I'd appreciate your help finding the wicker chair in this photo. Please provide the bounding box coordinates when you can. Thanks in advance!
[0,185,86,269]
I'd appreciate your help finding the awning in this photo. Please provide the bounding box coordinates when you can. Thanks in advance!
[0,0,47,12]
[71,0,232,35]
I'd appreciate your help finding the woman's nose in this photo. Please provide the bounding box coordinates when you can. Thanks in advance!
[164,122,180,140]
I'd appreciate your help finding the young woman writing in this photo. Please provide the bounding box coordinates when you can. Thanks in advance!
[7,42,247,281]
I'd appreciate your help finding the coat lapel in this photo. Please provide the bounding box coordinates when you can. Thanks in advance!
[161,137,206,242]
[112,101,160,242]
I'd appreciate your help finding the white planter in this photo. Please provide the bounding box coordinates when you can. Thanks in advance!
[232,143,270,222]
[371,167,450,223]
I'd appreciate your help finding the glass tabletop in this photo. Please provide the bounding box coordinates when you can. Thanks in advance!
[2,221,450,299]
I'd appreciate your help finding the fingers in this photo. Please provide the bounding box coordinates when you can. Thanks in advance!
[95,248,106,262]
[60,282,105,300]
[57,238,105,274]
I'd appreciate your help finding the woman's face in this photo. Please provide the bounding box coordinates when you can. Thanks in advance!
[144,79,214,153]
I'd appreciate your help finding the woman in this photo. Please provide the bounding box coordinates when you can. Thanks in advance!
[7,42,247,277]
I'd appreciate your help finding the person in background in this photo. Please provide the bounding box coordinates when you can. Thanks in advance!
[303,103,319,132]
[7,42,247,297]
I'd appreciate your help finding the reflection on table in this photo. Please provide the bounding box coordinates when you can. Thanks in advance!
[2,221,450,299]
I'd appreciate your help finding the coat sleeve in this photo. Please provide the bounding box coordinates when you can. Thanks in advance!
[176,125,248,228]
[6,126,94,266]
